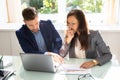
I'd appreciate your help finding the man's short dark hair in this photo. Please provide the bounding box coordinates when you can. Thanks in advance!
[22,7,38,21]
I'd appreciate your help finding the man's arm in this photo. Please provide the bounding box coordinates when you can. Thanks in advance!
[48,20,62,53]
[15,30,45,54]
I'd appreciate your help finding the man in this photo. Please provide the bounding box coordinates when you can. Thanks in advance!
[16,7,63,63]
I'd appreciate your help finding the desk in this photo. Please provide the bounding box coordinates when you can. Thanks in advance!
[2,56,120,80]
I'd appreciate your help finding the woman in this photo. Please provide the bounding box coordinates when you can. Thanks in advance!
[60,9,112,69]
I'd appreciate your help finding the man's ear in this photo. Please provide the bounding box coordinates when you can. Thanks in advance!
[23,20,28,25]
[23,20,26,23]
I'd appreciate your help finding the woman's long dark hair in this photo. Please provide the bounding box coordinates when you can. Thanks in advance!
[67,9,89,50]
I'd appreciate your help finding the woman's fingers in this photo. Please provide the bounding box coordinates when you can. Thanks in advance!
[65,29,74,44]
[80,61,95,69]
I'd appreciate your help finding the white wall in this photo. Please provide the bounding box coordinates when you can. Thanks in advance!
[0,30,23,55]
[100,31,120,56]
[99,30,120,62]
[0,23,23,55]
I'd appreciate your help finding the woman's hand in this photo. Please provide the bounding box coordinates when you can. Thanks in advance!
[80,60,98,69]
[65,29,75,44]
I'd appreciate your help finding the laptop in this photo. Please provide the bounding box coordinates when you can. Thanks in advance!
[20,53,58,73]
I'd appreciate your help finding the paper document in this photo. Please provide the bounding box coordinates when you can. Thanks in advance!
[58,64,91,74]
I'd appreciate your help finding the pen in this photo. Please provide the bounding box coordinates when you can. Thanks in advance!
[0,56,3,62]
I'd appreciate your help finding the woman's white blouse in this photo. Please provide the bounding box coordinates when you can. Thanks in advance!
[75,38,86,58]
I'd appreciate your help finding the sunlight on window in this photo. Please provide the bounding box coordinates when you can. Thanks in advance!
[21,0,58,14]
[39,0,58,14]
[66,0,103,13]
[21,0,119,26]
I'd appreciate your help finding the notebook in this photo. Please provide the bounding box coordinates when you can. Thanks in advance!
[20,53,58,73]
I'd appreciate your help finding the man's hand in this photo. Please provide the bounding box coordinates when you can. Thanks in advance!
[47,52,64,64]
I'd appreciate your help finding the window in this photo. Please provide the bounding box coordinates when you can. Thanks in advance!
[21,0,119,26]
[0,0,8,23]
[21,0,58,14]
[66,0,103,26]
[66,0,103,13]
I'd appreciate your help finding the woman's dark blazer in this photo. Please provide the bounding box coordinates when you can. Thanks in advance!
[60,30,112,66]
[16,20,62,54]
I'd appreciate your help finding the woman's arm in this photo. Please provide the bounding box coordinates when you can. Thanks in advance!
[94,31,112,65]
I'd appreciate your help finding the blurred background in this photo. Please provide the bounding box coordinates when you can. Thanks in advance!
[0,0,120,62]
[0,0,120,25]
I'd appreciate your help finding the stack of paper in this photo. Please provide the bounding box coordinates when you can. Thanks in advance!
[58,64,91,74]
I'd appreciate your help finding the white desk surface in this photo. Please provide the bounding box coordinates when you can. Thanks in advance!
[1,56,120,80]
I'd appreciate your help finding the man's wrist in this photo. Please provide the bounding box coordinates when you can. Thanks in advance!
[92,59,98,66]
[44,52,48,55]
[45,52,52,56]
